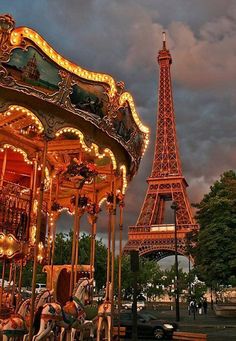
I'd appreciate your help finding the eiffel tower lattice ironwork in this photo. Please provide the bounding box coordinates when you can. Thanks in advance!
[124,34,199,261]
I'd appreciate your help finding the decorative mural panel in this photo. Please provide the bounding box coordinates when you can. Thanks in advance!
[4,47,61,93]
[70,83,106,119]
[113,106,143,156]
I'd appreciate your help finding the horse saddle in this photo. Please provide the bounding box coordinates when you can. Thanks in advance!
[61,302,78,325]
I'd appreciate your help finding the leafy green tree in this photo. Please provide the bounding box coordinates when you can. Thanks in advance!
[194,170,236,287]
[54,232,107,290]
[117,255,165,300]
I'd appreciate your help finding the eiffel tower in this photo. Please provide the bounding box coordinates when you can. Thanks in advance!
[124,34,198,260]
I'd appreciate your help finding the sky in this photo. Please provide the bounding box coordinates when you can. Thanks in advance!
[1,0,236,268]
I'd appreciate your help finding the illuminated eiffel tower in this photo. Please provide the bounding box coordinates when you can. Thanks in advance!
[124,34,198,260]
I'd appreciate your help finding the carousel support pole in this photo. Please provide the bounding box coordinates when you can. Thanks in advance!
[28,138,48,341]
[49,175,60,290]
[8,262,12,284]
[11,262,17,308]
[47,177,53,265]
[26,155,39,241]
[89,179,97,279]
[49,213,58,291]
[0,258,6,308]
[0,149,7,189]
[74,214,81,287]
[18,259,23,295]
[106,207,112,300]
[118,202,124,341]
[110,175,117,339]
[69,189,80,296]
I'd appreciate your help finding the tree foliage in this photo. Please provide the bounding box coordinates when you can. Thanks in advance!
[54,232,107,290]
[194,170,236,286]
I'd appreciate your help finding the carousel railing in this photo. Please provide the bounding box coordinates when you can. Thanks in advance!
[0,180,32,240]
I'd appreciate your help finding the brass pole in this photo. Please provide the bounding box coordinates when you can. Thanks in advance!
[28,139,48,341]
[118,203,124,340]
[110,175,117,341]
[0,149,7,189]
[49,213,56,291]
[50,175,60,290]
[89,179,97,279]
[106,209,112,299]
[47,177,53,265]
[26,155,39,242]
[32,155,39,200]
[74,214,81,287]
[18,258,23,295]
[8,262,12,284]
[69,190,80,296]
[11,262,17,308]
[0,258,6,308]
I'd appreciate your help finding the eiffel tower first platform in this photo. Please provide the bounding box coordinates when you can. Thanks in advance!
[124,34,198,260]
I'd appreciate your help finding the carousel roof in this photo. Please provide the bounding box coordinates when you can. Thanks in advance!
[0,14,149,180]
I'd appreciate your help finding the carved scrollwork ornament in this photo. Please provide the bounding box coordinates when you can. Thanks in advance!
[0,14,15,62]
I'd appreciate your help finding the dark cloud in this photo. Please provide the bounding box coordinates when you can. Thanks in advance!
[1,1,236,260]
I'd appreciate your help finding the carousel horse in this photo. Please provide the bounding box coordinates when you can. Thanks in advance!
[30,277,94,341]
[96,282,112,341]
[0,289,54,341]
[17,289,54,328]
[0,288,22,310]
[0,314,27,341]
[70,307,98,341]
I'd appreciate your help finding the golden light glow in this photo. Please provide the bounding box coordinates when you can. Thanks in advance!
[55,127,117,169]
[33,200,38,214]
[0,144,33,164]
[4,105,44,133]
[10,28,117,97]
[119,92,149,134]
[37,242,44,263]
[10,27,149,147]
[0,233,21,258]
[30,225,36,245]
[44,167,50,191]
[120,165,127,194]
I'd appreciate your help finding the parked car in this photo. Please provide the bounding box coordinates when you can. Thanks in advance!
[114,311,178,340]
[35,283,46,294]
[122,301,145,311]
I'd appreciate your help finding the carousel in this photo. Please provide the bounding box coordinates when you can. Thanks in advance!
[0,14,149,341]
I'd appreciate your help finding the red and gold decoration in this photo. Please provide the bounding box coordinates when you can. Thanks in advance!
[0,13,148,340]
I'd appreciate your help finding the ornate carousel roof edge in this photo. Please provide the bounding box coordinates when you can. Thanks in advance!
[5,14,149,139]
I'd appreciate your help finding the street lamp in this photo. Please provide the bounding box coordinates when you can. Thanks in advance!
[171,201,180,322]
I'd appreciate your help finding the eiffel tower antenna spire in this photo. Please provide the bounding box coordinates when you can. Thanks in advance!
[162,31,166,50]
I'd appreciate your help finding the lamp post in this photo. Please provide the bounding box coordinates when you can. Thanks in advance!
[171,201,180,322]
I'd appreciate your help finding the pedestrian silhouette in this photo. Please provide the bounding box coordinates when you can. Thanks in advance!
[203,298,208,314]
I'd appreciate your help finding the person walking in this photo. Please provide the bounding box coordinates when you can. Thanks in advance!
[203,298,208,314]
[198,300,202,315]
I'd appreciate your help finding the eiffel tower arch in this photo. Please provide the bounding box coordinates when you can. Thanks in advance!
[124,34,199,261]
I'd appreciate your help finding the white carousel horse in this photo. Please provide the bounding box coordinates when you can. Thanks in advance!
[30,277,94,341]
[96,282,112,341]
[0,289,54,341]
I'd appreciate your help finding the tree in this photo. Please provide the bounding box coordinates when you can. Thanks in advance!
[194,170,236,287]
[54,232,107,290]
[117,255,165,300]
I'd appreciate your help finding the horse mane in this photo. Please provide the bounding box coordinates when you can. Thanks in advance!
[72,277,88,296]
[16,298,26,313]
[33,305,44,335]
[34,289,51,308]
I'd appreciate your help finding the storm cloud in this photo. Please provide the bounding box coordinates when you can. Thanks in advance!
[1,0,236,245]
